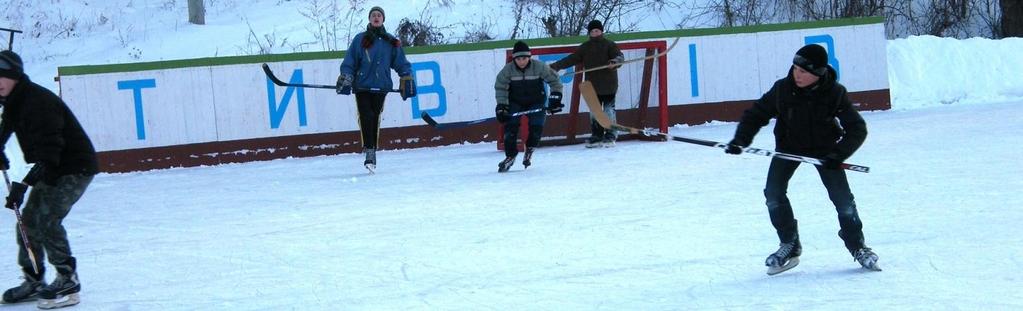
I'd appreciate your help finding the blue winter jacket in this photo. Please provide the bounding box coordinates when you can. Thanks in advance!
[340,31,412,93]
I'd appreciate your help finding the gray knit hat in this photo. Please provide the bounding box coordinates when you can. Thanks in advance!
[369,6,385,22]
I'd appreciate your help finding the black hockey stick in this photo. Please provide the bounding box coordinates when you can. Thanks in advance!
[578,81,869,173]
[421,108,546,130]
[2,171,40,275]
[261,63,400,92]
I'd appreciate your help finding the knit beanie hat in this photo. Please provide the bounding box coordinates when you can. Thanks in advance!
[793,44,828,77]
[587,20,604,32]
[512,41,530,58]
[369,6,385,22]
[0,50,23,80]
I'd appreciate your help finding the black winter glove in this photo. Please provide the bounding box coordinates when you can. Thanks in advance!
[546,92,563,115]
[0,152,8,171]
[336,74,353,95]
[724,138,746,155]
[821,153,844,170]
[399,75,417,100]
[5,182,27,210]
[495,104,511,123]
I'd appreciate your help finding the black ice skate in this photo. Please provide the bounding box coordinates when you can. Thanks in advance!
[364,148,376,174]
[498,155,516,173]
[522,147,535,169]
[852,247,882,271]
[1,275,43,304]
[765,240,801,275]
[36,273,80,309]
[585,137,602,148]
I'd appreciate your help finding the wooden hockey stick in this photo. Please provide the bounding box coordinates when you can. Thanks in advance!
[561,37,681,77]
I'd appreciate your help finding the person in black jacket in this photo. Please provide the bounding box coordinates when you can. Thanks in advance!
[550,20,624,148]
[0,50,97,308]
[725,44,878,275]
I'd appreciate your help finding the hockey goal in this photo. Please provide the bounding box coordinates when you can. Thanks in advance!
[498,39,671,150]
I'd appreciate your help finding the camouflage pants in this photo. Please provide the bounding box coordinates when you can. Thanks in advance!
[17,174,93,278]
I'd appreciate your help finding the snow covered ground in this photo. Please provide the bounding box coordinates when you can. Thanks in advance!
[2,98,1020,310]
[3,1,1023,309]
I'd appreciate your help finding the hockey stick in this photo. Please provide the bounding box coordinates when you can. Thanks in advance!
[561,37,680,77]
[578,81,870,173]
[261,63,400,92]
[2,171,40,275]
[421,108,546,130]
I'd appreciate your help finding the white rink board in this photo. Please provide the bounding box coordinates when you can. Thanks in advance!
[60,21,887,153]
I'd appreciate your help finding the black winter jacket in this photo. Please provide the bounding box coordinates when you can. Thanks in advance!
[550,35,623,96]
[1,76,98,182]
[732,67,867,159]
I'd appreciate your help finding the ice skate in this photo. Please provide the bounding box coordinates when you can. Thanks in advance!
[498,155,516,173]
[522,147,535,169]
[765,241,801,275]
[585,137,602,148]
[852,248,882,271]
[1,275,43,304]
[36,273,80,309]
[601,138,616,148]
[364,148,376,174]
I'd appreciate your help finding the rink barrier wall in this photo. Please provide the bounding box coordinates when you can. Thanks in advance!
[57,17,889,173]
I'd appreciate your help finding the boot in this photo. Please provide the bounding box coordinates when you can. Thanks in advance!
[2,274,44,303]
[36,273,80,309]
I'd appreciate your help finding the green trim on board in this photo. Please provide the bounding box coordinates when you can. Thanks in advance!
[58,16,883,76]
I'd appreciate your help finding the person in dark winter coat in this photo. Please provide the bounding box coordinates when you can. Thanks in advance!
[725,44,878,275]
[336,6,416,173]
[550,20,624,148]
[0,50,97,308]
[494,41,563,173]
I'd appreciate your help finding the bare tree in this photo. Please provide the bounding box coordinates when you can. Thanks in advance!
[710,0,779,27]
[395,16,447,46]
[508,0,648,38]
[1003,0,1023,37]
[188,0,205,25]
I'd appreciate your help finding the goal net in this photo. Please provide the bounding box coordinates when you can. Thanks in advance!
[498,39,671,150]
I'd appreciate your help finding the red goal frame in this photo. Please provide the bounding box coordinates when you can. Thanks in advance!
[498,39,670,151]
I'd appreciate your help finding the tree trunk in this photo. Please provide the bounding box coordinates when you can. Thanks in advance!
[1003,0,1023,37]
[188,0,205,25]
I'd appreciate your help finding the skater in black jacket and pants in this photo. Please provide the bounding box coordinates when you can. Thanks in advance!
[725,44,879,275]
[0,50,97,308]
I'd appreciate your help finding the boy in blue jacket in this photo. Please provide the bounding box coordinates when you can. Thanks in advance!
[336,6,416,173]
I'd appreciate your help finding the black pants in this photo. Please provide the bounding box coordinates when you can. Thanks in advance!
[355,92,387,150]
[19,174,93,278]
[502,103,546,157]
[763,157,865,252]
